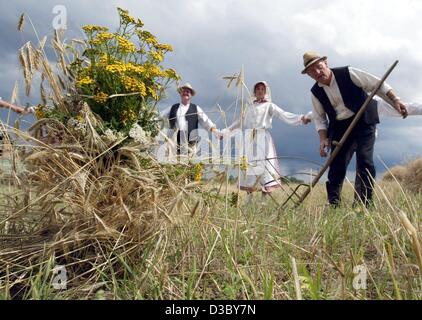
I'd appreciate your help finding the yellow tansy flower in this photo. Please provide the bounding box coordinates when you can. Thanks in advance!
[144,64,164,77]
[98,54,109,65]
[96,32,114,42]
[240,156,248,172]
[118,7,136,24]
[123,76,147,96]
[77,76,95,86]
[149,51,163,62]
[34,106,45,120]
[105,62,127,73]
[164,68,179,80]
[94,92,108,104]
[82,25,108,33]
[120,109,138,124]
[194,163,204,182]
[126,63,145,74]
[155,43,173,52]
[116,35,136,53]
[148,87,159,100]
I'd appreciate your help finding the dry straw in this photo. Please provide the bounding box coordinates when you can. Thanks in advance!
[383,159,422,194]
[17,13,25,32]
[0,113,198,298]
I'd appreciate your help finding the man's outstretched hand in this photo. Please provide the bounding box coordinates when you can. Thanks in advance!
[394,100,408,119]
[211,128,224,140]
[320,139,329,157]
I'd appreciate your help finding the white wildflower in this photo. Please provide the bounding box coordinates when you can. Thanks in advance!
[129,123,149,144]
[103,129,118,142]
[67,117,86,134]
[116,131,124,140]
[102,129,125,144]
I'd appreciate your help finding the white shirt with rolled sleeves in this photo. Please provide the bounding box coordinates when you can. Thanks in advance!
[160,103,216,132]
[311,67,393,132]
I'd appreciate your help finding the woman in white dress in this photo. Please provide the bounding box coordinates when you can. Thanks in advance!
[220,81,311,199]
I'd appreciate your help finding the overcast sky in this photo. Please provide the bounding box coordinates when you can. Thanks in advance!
[1,0,422,179]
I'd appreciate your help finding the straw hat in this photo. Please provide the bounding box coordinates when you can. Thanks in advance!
[177,83,196,96]
[301,51,327,74]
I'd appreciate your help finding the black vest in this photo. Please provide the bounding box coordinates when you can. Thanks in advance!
[168,103,199,143]
[311,66,379,136]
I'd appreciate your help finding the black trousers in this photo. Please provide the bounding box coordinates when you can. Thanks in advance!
[326,117,376,206]
[176,130,197,155]
[0,133,3,157]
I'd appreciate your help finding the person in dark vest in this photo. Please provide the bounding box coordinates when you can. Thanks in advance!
[160,83,218,156]
[301,51,408,207]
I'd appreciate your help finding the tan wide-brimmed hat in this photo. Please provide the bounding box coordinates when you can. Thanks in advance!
[177,82,196,96]
[301,51,327,74]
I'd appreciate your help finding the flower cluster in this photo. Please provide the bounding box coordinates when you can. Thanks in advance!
[149,51,163,62]
[120,109,138,125]
[96,32,114,42]
[102,128,124,144]
[239,156,248,172]
[194,163,204,182]
[68,7,180,137]
[33,104,64,122]
[77,76,95,87]
[115,35,136,53]
[67,117,87,134]
[82,25,109,33]
[126,63,145,74]
[128,123,150,145]
[122,76,147,96]
[94,92,108,103]
[34,105,45,120]
[105,62,126,74]
[118,7,137,25]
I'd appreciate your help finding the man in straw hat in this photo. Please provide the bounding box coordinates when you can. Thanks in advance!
[160,83,218,157]
[301,51,408,207]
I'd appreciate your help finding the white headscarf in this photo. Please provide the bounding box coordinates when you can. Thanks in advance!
[252,81,272,103]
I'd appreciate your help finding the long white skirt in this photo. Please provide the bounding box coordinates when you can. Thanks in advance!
[239,130,282,193]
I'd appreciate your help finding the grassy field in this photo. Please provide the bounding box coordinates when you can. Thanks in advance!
[108,181,421,300]
[1,176,420,300]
